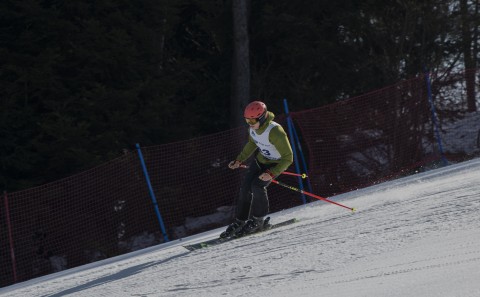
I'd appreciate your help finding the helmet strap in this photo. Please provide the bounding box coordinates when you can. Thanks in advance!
[258,111,268,125]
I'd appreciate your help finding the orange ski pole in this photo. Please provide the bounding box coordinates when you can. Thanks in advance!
[280,171,308,179]
[239,165,307,178]
[271,179,356,212]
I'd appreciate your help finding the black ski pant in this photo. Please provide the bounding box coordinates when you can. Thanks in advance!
[235,159,274,221]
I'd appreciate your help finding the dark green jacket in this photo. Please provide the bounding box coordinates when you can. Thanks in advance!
[236,111,293,176]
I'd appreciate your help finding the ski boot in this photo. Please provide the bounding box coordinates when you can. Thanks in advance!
[235,216,270,237]
[220,219,245,238]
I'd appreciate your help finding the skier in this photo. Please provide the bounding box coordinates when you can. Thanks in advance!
[221,101,293,238]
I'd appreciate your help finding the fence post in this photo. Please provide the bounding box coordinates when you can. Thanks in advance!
[135,144,169,242]
[289,112,313,194]
[477,129,480,149]
[283,99,306,204]
[3,191,18,283]
[424,70,448,166]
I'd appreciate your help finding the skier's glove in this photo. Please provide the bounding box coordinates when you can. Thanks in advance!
[259,170,275,181]
[228,160,242,169]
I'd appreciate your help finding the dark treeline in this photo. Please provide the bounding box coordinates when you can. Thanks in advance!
[1,0,478,191]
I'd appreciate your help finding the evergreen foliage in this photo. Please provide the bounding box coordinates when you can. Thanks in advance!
[0,0,476,191]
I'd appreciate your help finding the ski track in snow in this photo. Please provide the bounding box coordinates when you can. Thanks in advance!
[1,159,480,297]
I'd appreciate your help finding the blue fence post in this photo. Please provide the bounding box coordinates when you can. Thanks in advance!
[283,99,306,204]
[135,143,169,242]
[424,70,448,166]
[290,120,313,194]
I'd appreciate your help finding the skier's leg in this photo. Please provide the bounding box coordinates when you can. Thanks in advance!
[236,165,273,236]
[221,160,261,238]
[235,160,262,220]
[250,177,271,218]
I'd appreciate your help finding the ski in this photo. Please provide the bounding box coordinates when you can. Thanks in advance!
[183,218,298,251]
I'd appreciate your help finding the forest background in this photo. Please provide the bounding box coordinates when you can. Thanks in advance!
[1,0,478,192]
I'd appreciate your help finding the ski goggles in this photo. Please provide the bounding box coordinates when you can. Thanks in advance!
[245,118,259,125]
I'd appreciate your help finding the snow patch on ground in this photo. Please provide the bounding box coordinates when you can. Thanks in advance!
[1,158,480,297]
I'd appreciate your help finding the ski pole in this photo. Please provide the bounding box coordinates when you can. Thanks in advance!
[280,171,308,179]
[271,179,356,212]
[239,165,307,178]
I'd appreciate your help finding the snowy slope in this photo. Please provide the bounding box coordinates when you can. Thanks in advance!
[1,158,480,297]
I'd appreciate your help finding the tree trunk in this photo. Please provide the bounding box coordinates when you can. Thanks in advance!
[460,0,477,112]
[230,0,251,128]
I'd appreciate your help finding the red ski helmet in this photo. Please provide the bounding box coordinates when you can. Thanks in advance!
[244,101,267,119]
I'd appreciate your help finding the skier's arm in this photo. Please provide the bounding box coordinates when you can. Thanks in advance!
[235,136,258,163]
[268,126,293,176]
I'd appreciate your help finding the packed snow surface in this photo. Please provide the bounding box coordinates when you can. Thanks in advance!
[1,158,480,297]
